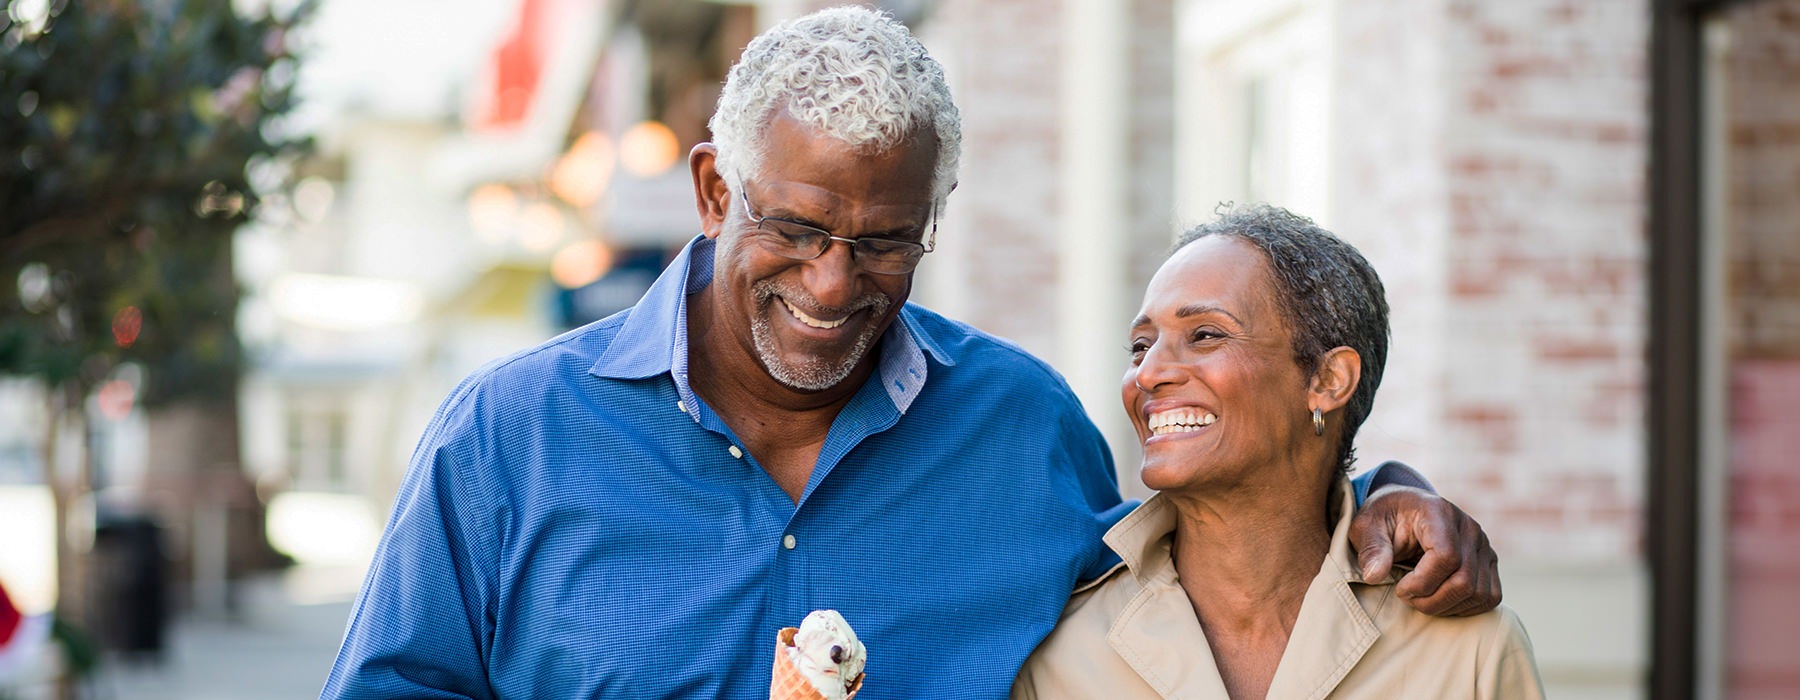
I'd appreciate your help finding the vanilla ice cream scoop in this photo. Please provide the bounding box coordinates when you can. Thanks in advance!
[785,610,866,699]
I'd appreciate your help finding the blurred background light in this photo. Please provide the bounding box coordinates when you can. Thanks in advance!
[517,202,566,253]
[111,305,142,348]
[550,239,615,289]
[467,183,520,244]
[618,120,679,178]
[268,273,424,330]
[16,262,52,312]
[292,176,336,223]
[96,380,135,421]
[8,0,51,35]
[266,492,381,568]
[549,130,615,208]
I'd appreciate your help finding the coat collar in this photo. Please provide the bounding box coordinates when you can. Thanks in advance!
[1099,477,1382,699]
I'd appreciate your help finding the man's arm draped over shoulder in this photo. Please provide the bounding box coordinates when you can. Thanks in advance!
[1350,461,1503,617]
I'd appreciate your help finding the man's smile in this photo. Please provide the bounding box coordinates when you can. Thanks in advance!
[780,296,851,330]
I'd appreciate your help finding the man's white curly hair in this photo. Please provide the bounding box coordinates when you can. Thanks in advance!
[709,5,962,210]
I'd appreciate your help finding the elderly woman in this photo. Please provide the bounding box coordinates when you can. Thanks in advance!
[1012,205,1542,699]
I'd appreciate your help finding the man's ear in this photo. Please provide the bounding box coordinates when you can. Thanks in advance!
[1309,346,1362,414]
[690,143,730,240]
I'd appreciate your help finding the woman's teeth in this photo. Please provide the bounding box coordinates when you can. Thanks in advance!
[1148,408,1217,435]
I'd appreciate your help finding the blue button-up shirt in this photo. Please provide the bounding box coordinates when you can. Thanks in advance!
[323,236,1133,699]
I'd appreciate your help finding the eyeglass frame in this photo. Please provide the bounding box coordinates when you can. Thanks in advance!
[738,188,937,275]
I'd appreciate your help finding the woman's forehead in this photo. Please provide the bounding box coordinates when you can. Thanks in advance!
[1142,238,1272,312]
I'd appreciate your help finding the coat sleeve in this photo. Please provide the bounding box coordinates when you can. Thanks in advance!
[321,388,500,700]
[1009,669,1041,700]
[1477,606,1547,700]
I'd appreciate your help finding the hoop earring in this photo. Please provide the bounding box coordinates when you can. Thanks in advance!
[1312,407,1324,436]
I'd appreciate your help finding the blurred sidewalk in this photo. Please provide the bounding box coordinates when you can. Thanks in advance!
[90,564,361,700]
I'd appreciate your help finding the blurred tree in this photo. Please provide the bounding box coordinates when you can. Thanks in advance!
[0,0,312,685]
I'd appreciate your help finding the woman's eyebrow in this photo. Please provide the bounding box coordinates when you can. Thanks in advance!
[1173,303,1243,325]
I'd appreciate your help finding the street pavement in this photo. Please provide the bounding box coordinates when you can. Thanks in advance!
[88,564,361,700]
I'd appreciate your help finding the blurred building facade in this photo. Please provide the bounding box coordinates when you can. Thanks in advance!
[223,0,1797,699]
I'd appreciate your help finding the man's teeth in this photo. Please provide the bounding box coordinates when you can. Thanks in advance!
[1148,408,1217,435]
[783,298,848,329]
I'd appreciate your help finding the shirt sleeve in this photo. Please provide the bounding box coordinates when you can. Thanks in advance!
[1057,401,1129,582]
[321,390,498,700]
[1349,460,1437,506]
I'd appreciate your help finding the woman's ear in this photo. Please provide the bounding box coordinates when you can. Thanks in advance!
[1309,346,1362,413]
[689,143,730,239]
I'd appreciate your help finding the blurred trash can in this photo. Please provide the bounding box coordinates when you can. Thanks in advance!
[88,515,168,661]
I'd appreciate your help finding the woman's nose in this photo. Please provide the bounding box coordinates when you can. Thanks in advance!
[1132,340,1184,393]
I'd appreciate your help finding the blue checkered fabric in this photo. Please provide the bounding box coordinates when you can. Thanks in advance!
[322,236,1132,699]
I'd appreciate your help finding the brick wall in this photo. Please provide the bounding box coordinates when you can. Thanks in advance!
[1331,0,1456,490]
[1438,0,1650,563]
[1721,2,1800,696]
[924,0,1653,565]
[914,0,1065,356]
[1331,3,1652,693]
[914,1,1175,486]
[1336,0,1650,566]
[912,0,1653,692]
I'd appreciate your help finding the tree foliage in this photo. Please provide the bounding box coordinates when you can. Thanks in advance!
[0,0,312,404]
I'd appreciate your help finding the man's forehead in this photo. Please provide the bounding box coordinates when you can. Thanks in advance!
[751,116,937,206]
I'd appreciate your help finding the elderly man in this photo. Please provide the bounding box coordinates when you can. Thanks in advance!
[323,7,1498,699]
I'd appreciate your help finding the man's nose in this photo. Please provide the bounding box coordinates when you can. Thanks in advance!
[801,239,862,307]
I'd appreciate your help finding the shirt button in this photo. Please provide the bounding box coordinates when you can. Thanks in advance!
[782,534,797,550]
[728,445,743,459]
[675,400,687,413]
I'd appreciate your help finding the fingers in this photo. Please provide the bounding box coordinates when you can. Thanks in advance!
[1446,556,1501,616]
[1397,561,1472,615]
[1397,510,1504,617]
[1356,536,1396,584]
[1349,486,1416,583]
[1392,500,1462,600]
[1455,531,1503,615]
[1432,550,1499,617]
[1394,540,1462,602]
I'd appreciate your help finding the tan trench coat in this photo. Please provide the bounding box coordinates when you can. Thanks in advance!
[1012,478,1544,700]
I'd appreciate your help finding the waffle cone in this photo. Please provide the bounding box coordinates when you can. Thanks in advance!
[771,627,863,700]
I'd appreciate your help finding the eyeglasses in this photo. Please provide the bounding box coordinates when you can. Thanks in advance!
[739,189,936,275]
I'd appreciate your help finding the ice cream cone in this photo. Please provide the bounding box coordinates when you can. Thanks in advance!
[772,627,864,700]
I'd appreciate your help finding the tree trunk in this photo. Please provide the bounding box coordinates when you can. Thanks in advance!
[140,395,281,616]
[44,382,89,700]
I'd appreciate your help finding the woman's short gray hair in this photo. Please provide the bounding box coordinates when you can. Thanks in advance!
[1173,203,1390,472]
[708,6,962,209]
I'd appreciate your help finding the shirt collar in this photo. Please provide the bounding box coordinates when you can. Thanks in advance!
[589,235,947,416]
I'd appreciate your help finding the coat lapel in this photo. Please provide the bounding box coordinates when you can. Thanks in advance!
[1108,579,1234,699]
[1263,479,1381,700]
[1102,495,1234,699]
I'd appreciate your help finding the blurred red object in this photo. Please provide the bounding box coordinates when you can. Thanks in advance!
[477,0,546,130]
[0,579,18,648]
